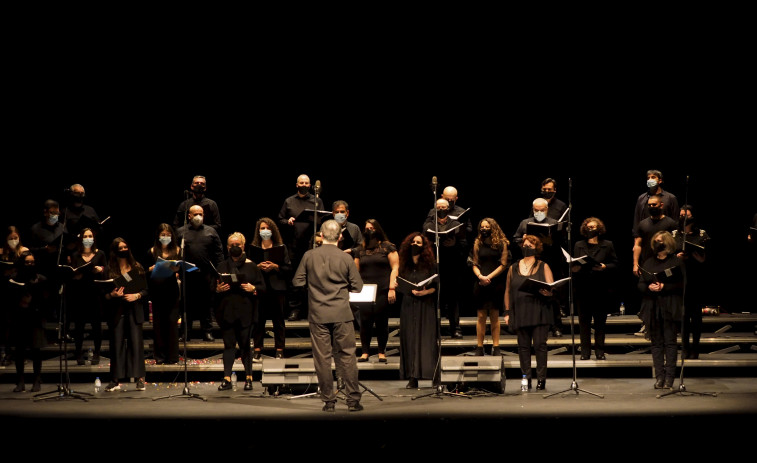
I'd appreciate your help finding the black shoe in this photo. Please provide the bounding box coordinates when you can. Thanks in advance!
[357,355,369,362]
[473,346,484,356]
[13,382,24,393]
[406,378,418,389]
[654,378,665,389]
[253,350,262,363]
[378,355,387,363]
[452,329,463,339]
[31,379,41,392]
[536,380,546,390]
[595,354,606,360]
[491,346,501,356]
[244,379,253,391]
[203,332,215,342]
[348,402,364,412]
[218,379,233,391]
[663,378,674,389]
[287,310,300,322]
[322,402,335,412]
[275,350,284,359]
[580,354,591,360]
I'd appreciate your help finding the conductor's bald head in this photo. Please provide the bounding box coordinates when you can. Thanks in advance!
[320,220,341,244]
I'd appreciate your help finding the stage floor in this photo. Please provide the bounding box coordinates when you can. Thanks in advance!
[3,376,756,455]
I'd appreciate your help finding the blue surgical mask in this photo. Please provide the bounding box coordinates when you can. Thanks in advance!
[533,211,546,222]
[334,213,347,224]
[47,215,59,225]
[646,179,658,189]
[159,236,172,246]
[259,229,273,241]
[82,238,94,248]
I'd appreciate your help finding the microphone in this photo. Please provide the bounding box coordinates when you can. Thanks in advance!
[315,180,321,195]
[431,176,437,193]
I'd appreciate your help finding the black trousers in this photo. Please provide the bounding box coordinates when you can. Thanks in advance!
[515,324,550,381]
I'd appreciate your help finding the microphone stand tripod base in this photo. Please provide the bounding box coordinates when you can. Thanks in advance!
[543,380,604,399]
[657,383,717,399]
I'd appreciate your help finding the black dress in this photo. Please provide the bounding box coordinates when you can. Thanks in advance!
[145,251,180,364]
[398,264,438,381]
[472,242,506,312]
[67,249,107,362]
[354,241,396,355]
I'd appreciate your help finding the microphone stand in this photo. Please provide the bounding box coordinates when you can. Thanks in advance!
[658,175,715,399]
[155,191,206,401]
[36,195,91,402]
[313,181,320,250]
[544,178,603,399]
[413,177,469,400]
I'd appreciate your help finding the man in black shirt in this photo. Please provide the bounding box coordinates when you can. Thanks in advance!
[633,194,678,277]
[28,199,70,318]
[278,174,325,321]
[530,178,568,222]
[62,183,103,248]
[174,175,223,237]
[332,200,363,256]
[632,169,679,241]
[176,205,224,342]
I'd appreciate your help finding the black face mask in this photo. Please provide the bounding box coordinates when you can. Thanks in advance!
[411,245,423,256]
[229,245,243,258]
[522,247,536,257]
[480,230,491,238]
[116,250,130,259]
[680,217,694,228]
[654,242,666,253]
[585,229,599,239]
[437,209,448,219]
[648,206,662,218]
[541,191,555,200]
[192,186,206,195]
[297,186,310,195]
[447,201,456,210]
[70,194,85,205]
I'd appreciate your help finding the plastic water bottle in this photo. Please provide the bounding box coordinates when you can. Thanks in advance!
[620,302,626,316]
[231,372,237,391]
[94,377,101,393]
[521,375,528,392]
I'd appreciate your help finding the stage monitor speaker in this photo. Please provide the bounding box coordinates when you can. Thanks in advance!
[440,356,506,393]
[261,358,318,386]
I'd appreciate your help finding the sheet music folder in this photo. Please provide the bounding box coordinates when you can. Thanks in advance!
[518,277,570,295]
[219,273,247,285]
[249,245,285,264]
[639,265,681,283]
[298,209,332,223]
[526,221,563,236]
[396,274,438,292]
[561,248,599,267]
[95,269,146,291]
[349,283,377,303]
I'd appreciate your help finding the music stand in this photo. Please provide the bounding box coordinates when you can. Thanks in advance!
[543,178,603,399]
[154,191,206,402]
[413,177,469,400]
[35,198,91,402]
[658,176,716,399]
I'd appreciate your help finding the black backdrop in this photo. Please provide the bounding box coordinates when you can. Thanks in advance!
[7,157,754,315]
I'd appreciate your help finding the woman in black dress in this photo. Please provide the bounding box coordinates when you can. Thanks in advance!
[638,230,684,390]
[214,232,265,392]
[67,227,107,365]
[504,234,555,391]
[571,217,618,360]
[144,223,181,365]
[353,219,399,363]
[470,218,509,356]
[397,232,438,389]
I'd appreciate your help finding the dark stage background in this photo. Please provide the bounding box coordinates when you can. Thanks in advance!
[7,157,754,316]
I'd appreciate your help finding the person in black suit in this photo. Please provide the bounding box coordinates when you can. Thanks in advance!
[250,217,291,361]
[214,232,265,392]
[292,219,364,412]
[571,217,618,360]
[531,178,568,222]
[174,175,223,237]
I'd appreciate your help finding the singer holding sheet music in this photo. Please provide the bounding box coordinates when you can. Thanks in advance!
[66,227,107,366]
[250,218,291,361]
[397,232,438,389]
[571,218,618,361]
[214,232,265,392]
[637,231,684,390]
[144,223,182,365]
[102,237,148,392]
[504,235,555,391]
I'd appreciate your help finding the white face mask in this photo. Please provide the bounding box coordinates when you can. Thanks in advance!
[7,239,19,249]
[191,215,203,227]
[47,215,59,225]
[334,213,347,224]
[159,236,172,246]
[259,229,273,241]
[533,211,546,222]
[82,238,95,248]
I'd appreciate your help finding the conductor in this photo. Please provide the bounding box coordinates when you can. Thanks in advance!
[292,219,364,412]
